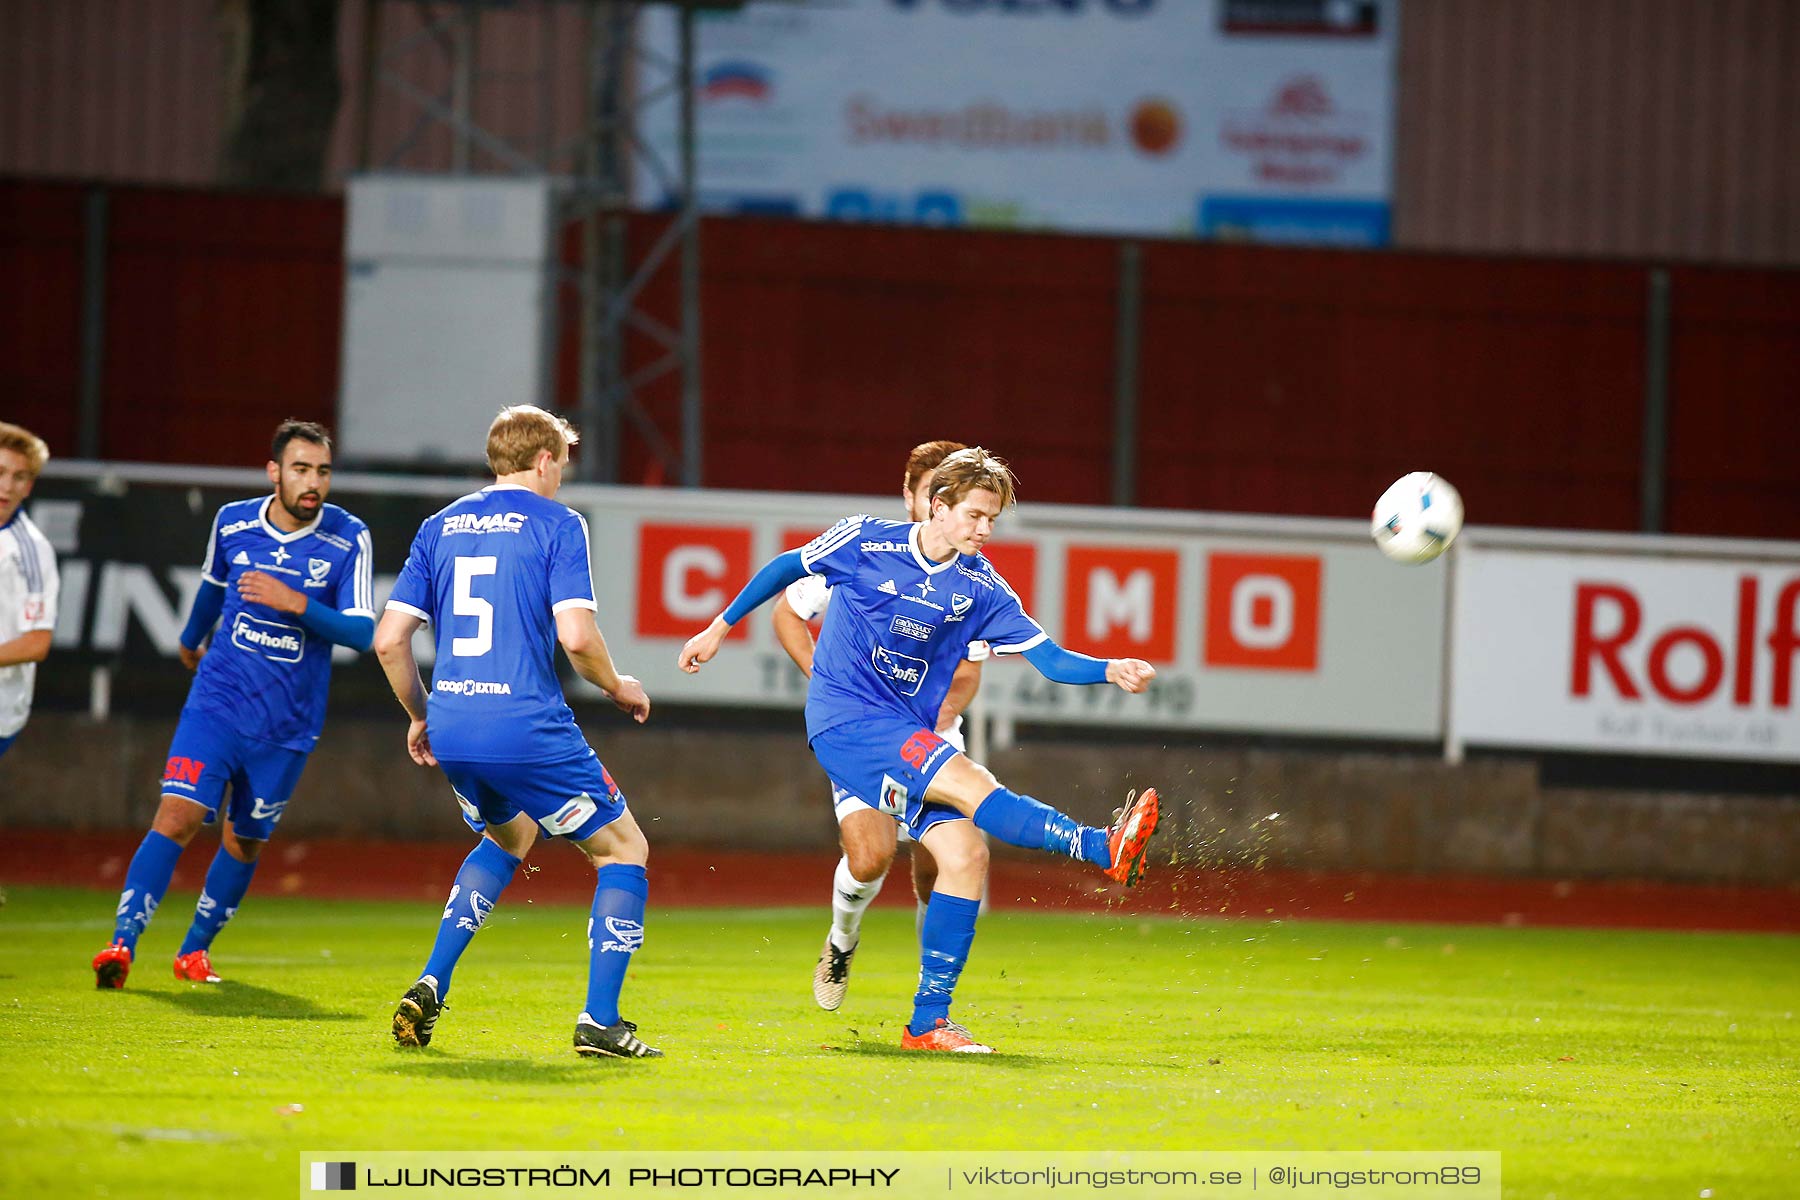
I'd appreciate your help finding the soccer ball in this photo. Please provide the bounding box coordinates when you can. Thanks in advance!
[1371,472,1464,564]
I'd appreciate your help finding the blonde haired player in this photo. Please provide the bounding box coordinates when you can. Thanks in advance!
[682,447,1159,1052]
[0,421,58,760]
[773,440,986,1010]
[377,405,660,1058]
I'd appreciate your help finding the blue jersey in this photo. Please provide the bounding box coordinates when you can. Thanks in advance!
[387,484,597,763]
[186,497,374,751]
[800,516,1044,740]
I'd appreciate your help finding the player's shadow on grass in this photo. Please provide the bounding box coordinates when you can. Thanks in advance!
[379,1055,596,1085]
[133,980,360,1022]
[837,1043,1047,1068]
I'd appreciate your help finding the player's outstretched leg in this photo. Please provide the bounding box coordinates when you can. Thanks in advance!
[174,842,260,984]
[94,828,186,989]
[957,776,1160,887]
[393,836,521,1047]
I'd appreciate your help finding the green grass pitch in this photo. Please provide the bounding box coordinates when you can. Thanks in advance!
[0,886,1794,1199]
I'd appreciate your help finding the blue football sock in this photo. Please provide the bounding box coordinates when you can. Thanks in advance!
[113,830,185,953]
[421,838,520,1002]
[585,863,648,1026]
[972,786,1107,864]
[178,846,258,956]
[909,893,981,1036]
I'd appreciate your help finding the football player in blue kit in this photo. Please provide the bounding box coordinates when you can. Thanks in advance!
[93,421,375,988]
[680,447,1160,1053]
[774,439,987,1011]
[374,405,659,1059]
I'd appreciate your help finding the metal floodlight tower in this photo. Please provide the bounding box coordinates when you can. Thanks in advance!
[356,0,736,486]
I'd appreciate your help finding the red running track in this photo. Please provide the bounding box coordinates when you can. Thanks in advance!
[2,829,1795,933]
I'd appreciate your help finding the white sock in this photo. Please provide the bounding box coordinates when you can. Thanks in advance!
[830,856,884,952]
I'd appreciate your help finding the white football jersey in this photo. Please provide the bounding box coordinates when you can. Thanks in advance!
[0,511,59,737]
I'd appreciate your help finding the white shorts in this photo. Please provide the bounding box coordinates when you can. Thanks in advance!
[830,721,967,834]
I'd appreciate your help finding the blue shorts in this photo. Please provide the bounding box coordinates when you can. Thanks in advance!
[437,751,626,844]
[160,713,310,841]
[810,716,966,840]
[0,732,15,758]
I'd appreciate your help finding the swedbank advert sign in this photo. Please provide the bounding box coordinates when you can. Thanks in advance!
[636,0,1397,246]
[1451,547,1800,761]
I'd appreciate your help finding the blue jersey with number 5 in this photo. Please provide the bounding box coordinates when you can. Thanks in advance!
[386,484,597,762]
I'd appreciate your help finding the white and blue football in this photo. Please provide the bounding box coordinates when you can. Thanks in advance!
[1371,472,1464,564]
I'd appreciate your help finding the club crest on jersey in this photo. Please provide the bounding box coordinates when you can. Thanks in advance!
[947,593,973,622]
[303,557,332,588]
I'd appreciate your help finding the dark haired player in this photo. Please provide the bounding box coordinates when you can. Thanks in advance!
[92,421,375,988]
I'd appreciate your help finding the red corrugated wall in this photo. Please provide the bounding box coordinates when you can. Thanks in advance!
[0,180,85,454]
[625,220,1669,531]
[0,180,343,465]
[99,187,344,463]
[1133,242,1647,528]
[1664,267,1800,538]
[622,216,1120,504]
[6,182,1797,539]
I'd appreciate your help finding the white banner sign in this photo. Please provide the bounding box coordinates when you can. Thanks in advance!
[638,0,1397,244]
[588,489,1446,740]
[1451,548,1800,761]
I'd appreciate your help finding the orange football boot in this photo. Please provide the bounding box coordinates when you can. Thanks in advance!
[900,1017,994,1054]
[1101,787,1160,887]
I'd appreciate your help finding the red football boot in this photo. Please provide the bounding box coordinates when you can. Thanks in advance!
[92,940,133,989]
[1101,787,1160,887]
[173,949,221,984]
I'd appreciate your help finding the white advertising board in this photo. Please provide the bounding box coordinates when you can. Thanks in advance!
[339,175,559,466]
[1450,547,1800,761]
[638,0,1397,245]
